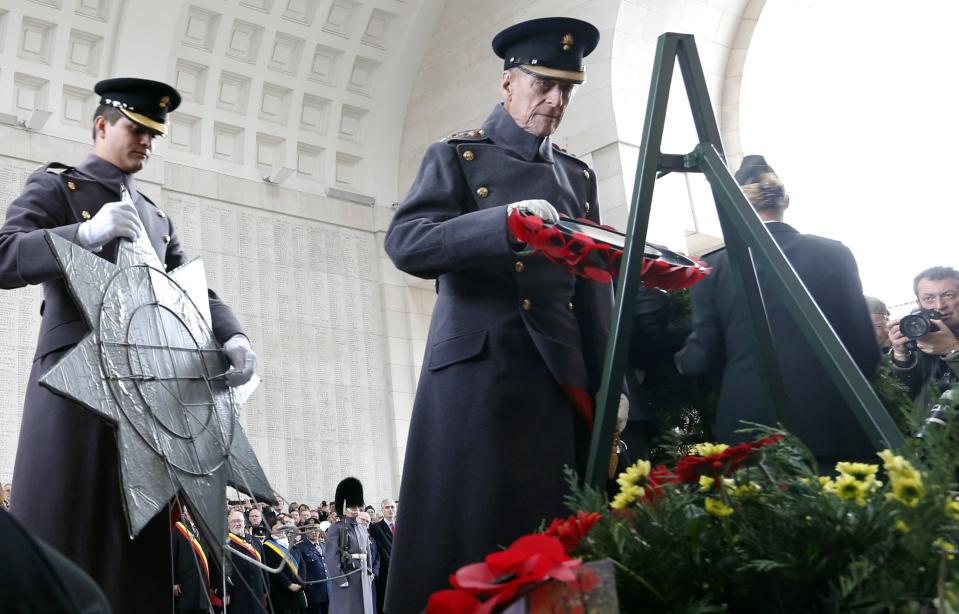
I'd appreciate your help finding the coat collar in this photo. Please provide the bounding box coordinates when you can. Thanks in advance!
[764,221,798,234]
[482,103,553,163]
[75,154,140,201]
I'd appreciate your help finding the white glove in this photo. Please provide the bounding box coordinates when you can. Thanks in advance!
[593,393,631,433]
[617,393,630,434]
[223,334,257,387]
[506,199,560,225]
[77,200,142,251]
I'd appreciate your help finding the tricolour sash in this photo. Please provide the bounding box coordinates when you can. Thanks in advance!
[174,521,210,586]
[228,532,262,562]
[264,539,299,575]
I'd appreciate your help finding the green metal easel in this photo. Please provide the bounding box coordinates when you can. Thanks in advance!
[585,32,904,490]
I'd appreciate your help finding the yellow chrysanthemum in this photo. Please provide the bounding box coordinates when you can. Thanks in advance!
[834,474,868,505]
[945,500,959,522]
[934,538,958,556]
[732,482,761,498]
[704,497,734,517]
[819,476,837,493]
[895,518,910,533]
[887,477,925,508]
[617,460,651,490]
[836,462,879,481]
[878,450,921,481]
[693,442,729,457]
[697,476,734,493]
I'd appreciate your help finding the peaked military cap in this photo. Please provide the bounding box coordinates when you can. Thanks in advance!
[334,477,364,516]
[94,78,181,136]
[492,17,600,84]
[734,154,777,186]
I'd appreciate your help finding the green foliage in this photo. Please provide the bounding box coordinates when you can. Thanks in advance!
[566,418,959,613]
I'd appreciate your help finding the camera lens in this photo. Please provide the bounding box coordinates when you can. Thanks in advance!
[900,314,931,339]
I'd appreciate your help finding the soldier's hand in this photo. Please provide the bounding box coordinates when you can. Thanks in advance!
[223,334,257,386]
[507,199,560,225]
[77,201,142,251]
[289,583,302,592]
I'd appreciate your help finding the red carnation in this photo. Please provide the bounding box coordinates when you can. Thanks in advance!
[544,511,602,553]
[675,435,784,484]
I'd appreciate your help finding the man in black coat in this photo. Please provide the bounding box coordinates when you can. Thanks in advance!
[676,155,880,466]
[383,17,614,613]
[173,509,221,614]
[263,518,308,614]
[294,519,331,614]
[0,78,258,613]
[227,509,269,614]
[368,499,394,614]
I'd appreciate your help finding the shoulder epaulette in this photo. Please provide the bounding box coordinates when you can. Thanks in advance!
[42,162,73,175]
[443,128,488,142]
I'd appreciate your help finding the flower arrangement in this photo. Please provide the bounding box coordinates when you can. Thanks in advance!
[565,426,959,612]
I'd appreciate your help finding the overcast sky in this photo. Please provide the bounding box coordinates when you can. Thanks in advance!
[738,0,957,314]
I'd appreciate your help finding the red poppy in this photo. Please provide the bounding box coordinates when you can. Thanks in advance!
[426,589,486,614]
[451,534,582,605]
[544,511,602,553]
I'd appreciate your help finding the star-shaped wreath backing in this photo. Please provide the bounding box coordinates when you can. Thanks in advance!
[38,228,273,559]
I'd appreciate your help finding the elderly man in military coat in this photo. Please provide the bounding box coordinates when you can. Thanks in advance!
[0,78,257,613]
[384,17,612,613]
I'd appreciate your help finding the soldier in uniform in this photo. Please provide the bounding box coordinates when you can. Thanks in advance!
[383,17,614,612]
[324,477,374,614]
[0,78,258,612]
[293,518,331,614]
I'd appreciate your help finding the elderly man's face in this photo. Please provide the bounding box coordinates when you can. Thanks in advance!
[502,69,575,137]
[228,512,245,535]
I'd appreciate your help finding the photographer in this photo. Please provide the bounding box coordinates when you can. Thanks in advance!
[888,266,959,408]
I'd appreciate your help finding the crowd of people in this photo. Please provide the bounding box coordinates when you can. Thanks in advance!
[170,482,397,614]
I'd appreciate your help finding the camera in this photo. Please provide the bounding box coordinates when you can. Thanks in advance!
[900,308,943,340]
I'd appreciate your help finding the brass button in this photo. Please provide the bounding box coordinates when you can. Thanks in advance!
[584,202,590,212]
[462,150,475,161]
[583,169,590,179]
[67,181,77,190]
[568,302,574,312]
[81,210,91,220]
[157,210,166,218]
[514,261,525,273]
[521,298,532,311]
[476,186,489,198]
[163,234,171,244]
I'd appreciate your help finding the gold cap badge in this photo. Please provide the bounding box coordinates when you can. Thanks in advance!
[159,96,170,109]
[562,33,574,51]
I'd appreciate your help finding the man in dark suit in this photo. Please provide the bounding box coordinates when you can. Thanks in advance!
[294,519,331,614]
[676,155,880,467]
[227,509,269,614]
[263,518,307,614]
[384,17,616,613]
[368,499,394,614]
[0,78,257,612]
[173,508,221,614]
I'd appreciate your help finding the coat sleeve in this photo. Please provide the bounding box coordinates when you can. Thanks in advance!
[0,170,84,288]
[384,142,516,279]
[675,263,725,376]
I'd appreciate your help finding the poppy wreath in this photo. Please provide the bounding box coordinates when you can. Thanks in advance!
[506,209,709,289]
